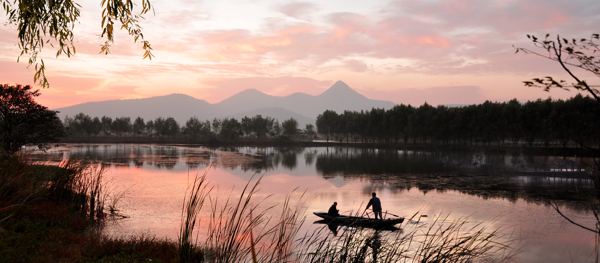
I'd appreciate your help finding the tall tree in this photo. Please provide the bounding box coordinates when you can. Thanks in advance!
[0,84,64,153]
[282,118,298,138]
[132,117,145,135]
[316,110,338,142]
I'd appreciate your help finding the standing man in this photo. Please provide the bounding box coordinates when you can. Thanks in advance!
[365,192,382,219]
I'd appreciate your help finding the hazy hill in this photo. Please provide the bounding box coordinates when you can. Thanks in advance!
[56,94,213,123]
[214,81,395,118]
[55,81,396,126]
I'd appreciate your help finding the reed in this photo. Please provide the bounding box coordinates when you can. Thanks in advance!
[178,169,212,263]
[0,154,41,223]
[296,213,515,263]
[47,157,108,222]
[177,171,308,263]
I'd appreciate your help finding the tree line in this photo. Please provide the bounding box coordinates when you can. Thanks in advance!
[64,94,600,147]
[64,114,317,142]
[316,94,600,148]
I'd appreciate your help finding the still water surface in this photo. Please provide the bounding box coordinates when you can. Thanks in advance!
[31,144,598,262]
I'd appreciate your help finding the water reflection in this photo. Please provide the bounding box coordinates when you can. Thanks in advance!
[30,144,597,211]
[27,144,599,262]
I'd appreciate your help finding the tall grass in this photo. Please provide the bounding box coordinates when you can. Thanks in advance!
[0,154,42,223]
[47,157,108,222]
[177,170,515,263]
[178,171,307,263]
[179,169,212,262]
[296,213,516,263]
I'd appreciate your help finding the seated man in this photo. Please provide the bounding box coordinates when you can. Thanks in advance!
[328,202,340,216]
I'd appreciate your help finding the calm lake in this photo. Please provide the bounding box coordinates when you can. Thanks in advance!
[30,144,598,262]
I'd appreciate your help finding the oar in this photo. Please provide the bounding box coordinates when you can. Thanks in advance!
[384,211,401,218]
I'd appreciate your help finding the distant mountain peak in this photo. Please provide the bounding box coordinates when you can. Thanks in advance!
[319,80,363,97]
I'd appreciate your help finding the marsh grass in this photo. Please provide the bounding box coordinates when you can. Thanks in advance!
[177,169,515,263]
[178,171,307,263]
[296,213,516,263]
[0,154,182,262]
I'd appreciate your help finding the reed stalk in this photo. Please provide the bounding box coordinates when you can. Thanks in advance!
[178,169,212,263]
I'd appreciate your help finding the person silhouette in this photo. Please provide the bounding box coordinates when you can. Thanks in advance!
[328,202,340,216]
[365,192,382,219]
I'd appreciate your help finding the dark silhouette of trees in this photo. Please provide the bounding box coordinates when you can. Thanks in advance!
[133,117,145,135]
[219,118,241,141]
[101,116,112,135]
[183,116,204,139]
[59,95,600,147]
[314,95,600,147]
[111,117,131,137]
[316,110,338,142]
[0,84,64,153]
[305,124,316,140]
[282,118,298,137]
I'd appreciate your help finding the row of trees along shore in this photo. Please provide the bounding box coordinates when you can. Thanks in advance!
[63,94,600,148]
[64,114,316,142]
[316,94,600,147]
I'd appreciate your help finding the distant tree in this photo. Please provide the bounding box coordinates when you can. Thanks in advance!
[133,117,145,135]
[219,118,241,141]
[183,116,203,138]
[316,110,338,142]
[241,116,253,137]
[269,119,281,137]
[101,116,113,136]
[282,118,298,138]
[251,115,271,140]
[163,117,180,137]
[91,117,101,136]
[305,124,316,140]
[146,119,155,136]
[211,118,222,135]
[71,112,93,135]
[153,117,165,136]
[0,84,65,153]
[111,117,131,137]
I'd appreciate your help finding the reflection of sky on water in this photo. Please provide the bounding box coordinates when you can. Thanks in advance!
[29,144,599,263]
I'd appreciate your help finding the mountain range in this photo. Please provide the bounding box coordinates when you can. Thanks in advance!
[54,81,396,127]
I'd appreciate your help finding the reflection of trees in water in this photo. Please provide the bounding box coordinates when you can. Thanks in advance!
[316,148,597,212]
[304,149,317,166]
[240,147,303,172]
[316,148,591,176]
[357,172,596,212]
[315,149,455,178]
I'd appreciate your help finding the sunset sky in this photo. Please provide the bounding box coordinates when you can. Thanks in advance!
[1,0,598,109]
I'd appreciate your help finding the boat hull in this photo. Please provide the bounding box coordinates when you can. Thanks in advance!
[313,212,404,229]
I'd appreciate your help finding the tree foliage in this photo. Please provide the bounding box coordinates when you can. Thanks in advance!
[2,0,154,87]
[0,84,65,153]
[315,95,600,147]
[516,33,600,102]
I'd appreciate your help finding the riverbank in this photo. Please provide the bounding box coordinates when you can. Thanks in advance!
[0,155,200,262]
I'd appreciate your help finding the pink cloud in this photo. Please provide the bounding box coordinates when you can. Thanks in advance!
[279,2,318,20]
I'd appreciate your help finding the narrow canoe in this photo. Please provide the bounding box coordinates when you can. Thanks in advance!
[313,212,404,229]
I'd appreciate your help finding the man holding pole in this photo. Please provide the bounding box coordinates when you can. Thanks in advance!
[365,192,382,219]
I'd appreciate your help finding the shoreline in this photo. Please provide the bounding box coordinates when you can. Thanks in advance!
[56,137,599,157]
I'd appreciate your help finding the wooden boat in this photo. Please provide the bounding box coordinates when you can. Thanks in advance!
[313,212,404,229]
